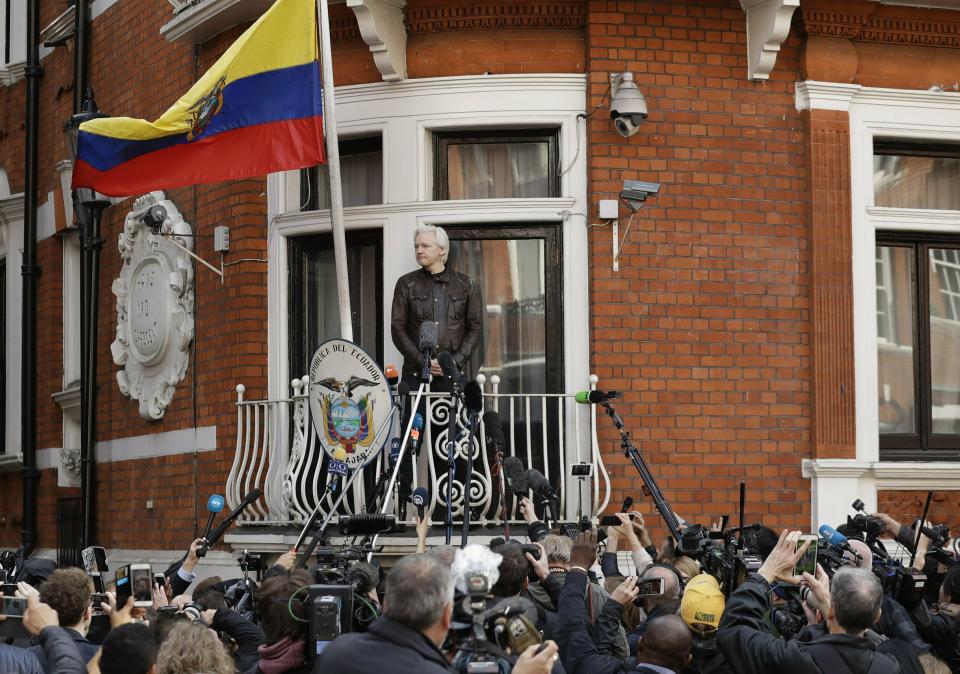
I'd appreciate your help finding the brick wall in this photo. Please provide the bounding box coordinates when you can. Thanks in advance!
[877,490,960,534]
[586,0,810,537]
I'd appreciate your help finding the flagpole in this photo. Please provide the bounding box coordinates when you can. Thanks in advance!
[316,0,353,342]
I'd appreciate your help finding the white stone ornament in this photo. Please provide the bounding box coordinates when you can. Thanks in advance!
[111,192,195,420]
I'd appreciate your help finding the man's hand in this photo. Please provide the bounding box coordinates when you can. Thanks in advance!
[201,609,217,625]
[17,581,39,601]
[757,530,809,585]
[611,576,640,607]
[614,513,640,545]
[519,497,538,524]
[874,513,902,538]
[108,596,137,628]
[526,543,550,582]
[570,529,598,570]
[429,359,443,377]
[23,594,59,636]
[183,538,204,573]
[152,583,168,609]
[276,550,296,571]
[801,564,831,619]
[513,641,559,674]
[415,514,430,553]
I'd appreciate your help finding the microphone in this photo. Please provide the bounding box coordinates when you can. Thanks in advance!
[396,381,410,426]
[389,438,402,466]
[575,390,622,404]
[819,524,858,557]
[328,447,348,491]
[407,413,424,458]
[621,496,634,513]
[503,456,527,492]
[524,468,559,499]
[419,322,439,382]
[464,380,483,414]
[411,487,429,521]
[437,351,464,389]
[200,489,261,556]
[200,494,225,543]
[385,364,398,387]
[483,411,505,452]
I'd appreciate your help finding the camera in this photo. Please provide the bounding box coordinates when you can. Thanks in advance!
[569,463,592,477]
[1,595,26,618]
[621,180,661,204]
[180,601,206,624]
[610,72,648,138]
[90,593,109,617]
[143,204,167,233]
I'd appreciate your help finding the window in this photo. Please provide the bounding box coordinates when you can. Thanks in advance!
[445,224,564,394]
[0,257,4,453]
[434,129,559,200]
[287,230,383,380]
[299,136,383,212]
[878,234,960,459]
[874,140,960,210]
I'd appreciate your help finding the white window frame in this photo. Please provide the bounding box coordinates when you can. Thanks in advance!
[0,182,23,467]
[0,0,27,86]
[266,72,589,465]
[797,82,960,527]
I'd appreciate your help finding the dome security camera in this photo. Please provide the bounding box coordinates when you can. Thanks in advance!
[609,72,647,138]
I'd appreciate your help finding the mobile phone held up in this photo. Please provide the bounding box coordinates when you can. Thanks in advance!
[794,534,818,578]
[599,515,622,527]
[636,577,665,597]
[1,595,27,618]
[116,563,154,608]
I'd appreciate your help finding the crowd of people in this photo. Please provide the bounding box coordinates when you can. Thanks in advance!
[0,498,958,674]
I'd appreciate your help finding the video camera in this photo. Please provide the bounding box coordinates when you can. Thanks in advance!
[450,545,542,674]
[677,524,762,598]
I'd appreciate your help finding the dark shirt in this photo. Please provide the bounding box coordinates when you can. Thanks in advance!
[28,628,98,672]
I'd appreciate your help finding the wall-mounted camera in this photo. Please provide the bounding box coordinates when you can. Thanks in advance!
[569,463,593,478]
[142,204,168,233]
[610,72,648,138]
[621,180,661,205]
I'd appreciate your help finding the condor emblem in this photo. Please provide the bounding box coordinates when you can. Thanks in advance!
[186,74,226,142]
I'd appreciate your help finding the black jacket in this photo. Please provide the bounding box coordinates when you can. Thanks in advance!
[315,616,456,674]
[212,608,265,673]
[554,569,633,674]
[716,574,902,674]
[391,267,483,379]
[27,628,98,672]
[912,602,960,672]
[15,628,86,674]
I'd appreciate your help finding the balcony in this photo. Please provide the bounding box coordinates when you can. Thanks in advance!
[223,374,612,552]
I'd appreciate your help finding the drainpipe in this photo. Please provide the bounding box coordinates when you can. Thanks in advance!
[20,0,43,557]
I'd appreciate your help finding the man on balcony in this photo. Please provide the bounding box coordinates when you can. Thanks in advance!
[391,224,484,518]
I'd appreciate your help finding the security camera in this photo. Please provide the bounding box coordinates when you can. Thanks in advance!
[610,72,647,138]
[621,180,661,203]
[142,204,167,233]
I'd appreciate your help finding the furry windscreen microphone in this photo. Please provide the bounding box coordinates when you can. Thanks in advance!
[483,411,505,448]
[503,456,527,492]
[524,468,558,497]
[464,381,483,413]
[437,351,461,381]
[419,321,439,351]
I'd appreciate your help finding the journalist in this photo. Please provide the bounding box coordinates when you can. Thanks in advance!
[913,567,959,671]
[244,569,314,674]
[678,574,732,674]
[27,568,99,670]
[0,593,88,674]
[99,623,156,674]
[716,530,901,674]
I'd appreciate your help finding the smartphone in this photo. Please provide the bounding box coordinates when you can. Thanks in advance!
[636,577,665,597]
[1,595,27,618]
[794,534,818,578]
[90,593,108,616]
[154,573,166,589]
[81,546,108,573]
[599,515,621,527]
[569,463,592,477]
[115,565,132,607]
[0,583,18,597]
[130,564,153,607]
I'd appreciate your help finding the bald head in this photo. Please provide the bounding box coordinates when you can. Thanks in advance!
[844,539,873,569]
[640,564,681,613]
[637,614,692,672]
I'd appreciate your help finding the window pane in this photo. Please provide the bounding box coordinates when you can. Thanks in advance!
[447,238,547,393]
[929,247,960,434]
[447,142,550,199]
[877,245,916,434]
[300,137,382,211]
[874,154,960,209]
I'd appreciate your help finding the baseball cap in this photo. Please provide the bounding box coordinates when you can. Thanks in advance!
[680,573,725,632]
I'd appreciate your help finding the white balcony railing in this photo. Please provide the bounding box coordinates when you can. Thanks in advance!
[226,375,611,528]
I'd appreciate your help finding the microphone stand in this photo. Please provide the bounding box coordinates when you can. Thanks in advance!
[599,401,683,541]
[293,410,394,569]
[460,407,481,547]
[444,380,464,545]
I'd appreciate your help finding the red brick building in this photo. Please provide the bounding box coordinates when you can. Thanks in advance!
[0,0,957,570]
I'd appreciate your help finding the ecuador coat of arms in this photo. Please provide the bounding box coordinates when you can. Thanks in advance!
[308,339,392,470]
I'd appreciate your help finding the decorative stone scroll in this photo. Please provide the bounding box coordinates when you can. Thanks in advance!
[110,192,195,420]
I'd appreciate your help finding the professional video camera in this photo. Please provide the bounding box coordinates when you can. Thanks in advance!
[677,524,762,598]
[450,545,542,674]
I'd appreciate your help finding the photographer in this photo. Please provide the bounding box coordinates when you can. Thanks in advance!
[244,569,313,674]
[0,593,87,674]
[156,621,235,674]
[912,567,960,671]
[98,623,156,674]
[716,530,901,674]
[27,568,99,670]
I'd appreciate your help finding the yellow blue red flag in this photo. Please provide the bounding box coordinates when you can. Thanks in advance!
[72,0,325,196]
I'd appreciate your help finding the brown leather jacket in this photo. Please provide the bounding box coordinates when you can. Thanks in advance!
[390,267,483,378]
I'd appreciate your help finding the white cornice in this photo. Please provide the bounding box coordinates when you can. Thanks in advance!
[333,73,587,106]
[0,193,25,225]
[868,206,960,230]
[797,80,960,112]
[795,81,862,112]
[160,0,275,44]
[804,458,960,489]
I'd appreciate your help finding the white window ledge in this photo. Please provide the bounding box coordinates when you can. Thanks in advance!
[160,0,275,44]
[0,453,21,472]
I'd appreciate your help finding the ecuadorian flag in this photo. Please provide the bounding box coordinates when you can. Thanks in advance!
[72,0,325,197]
